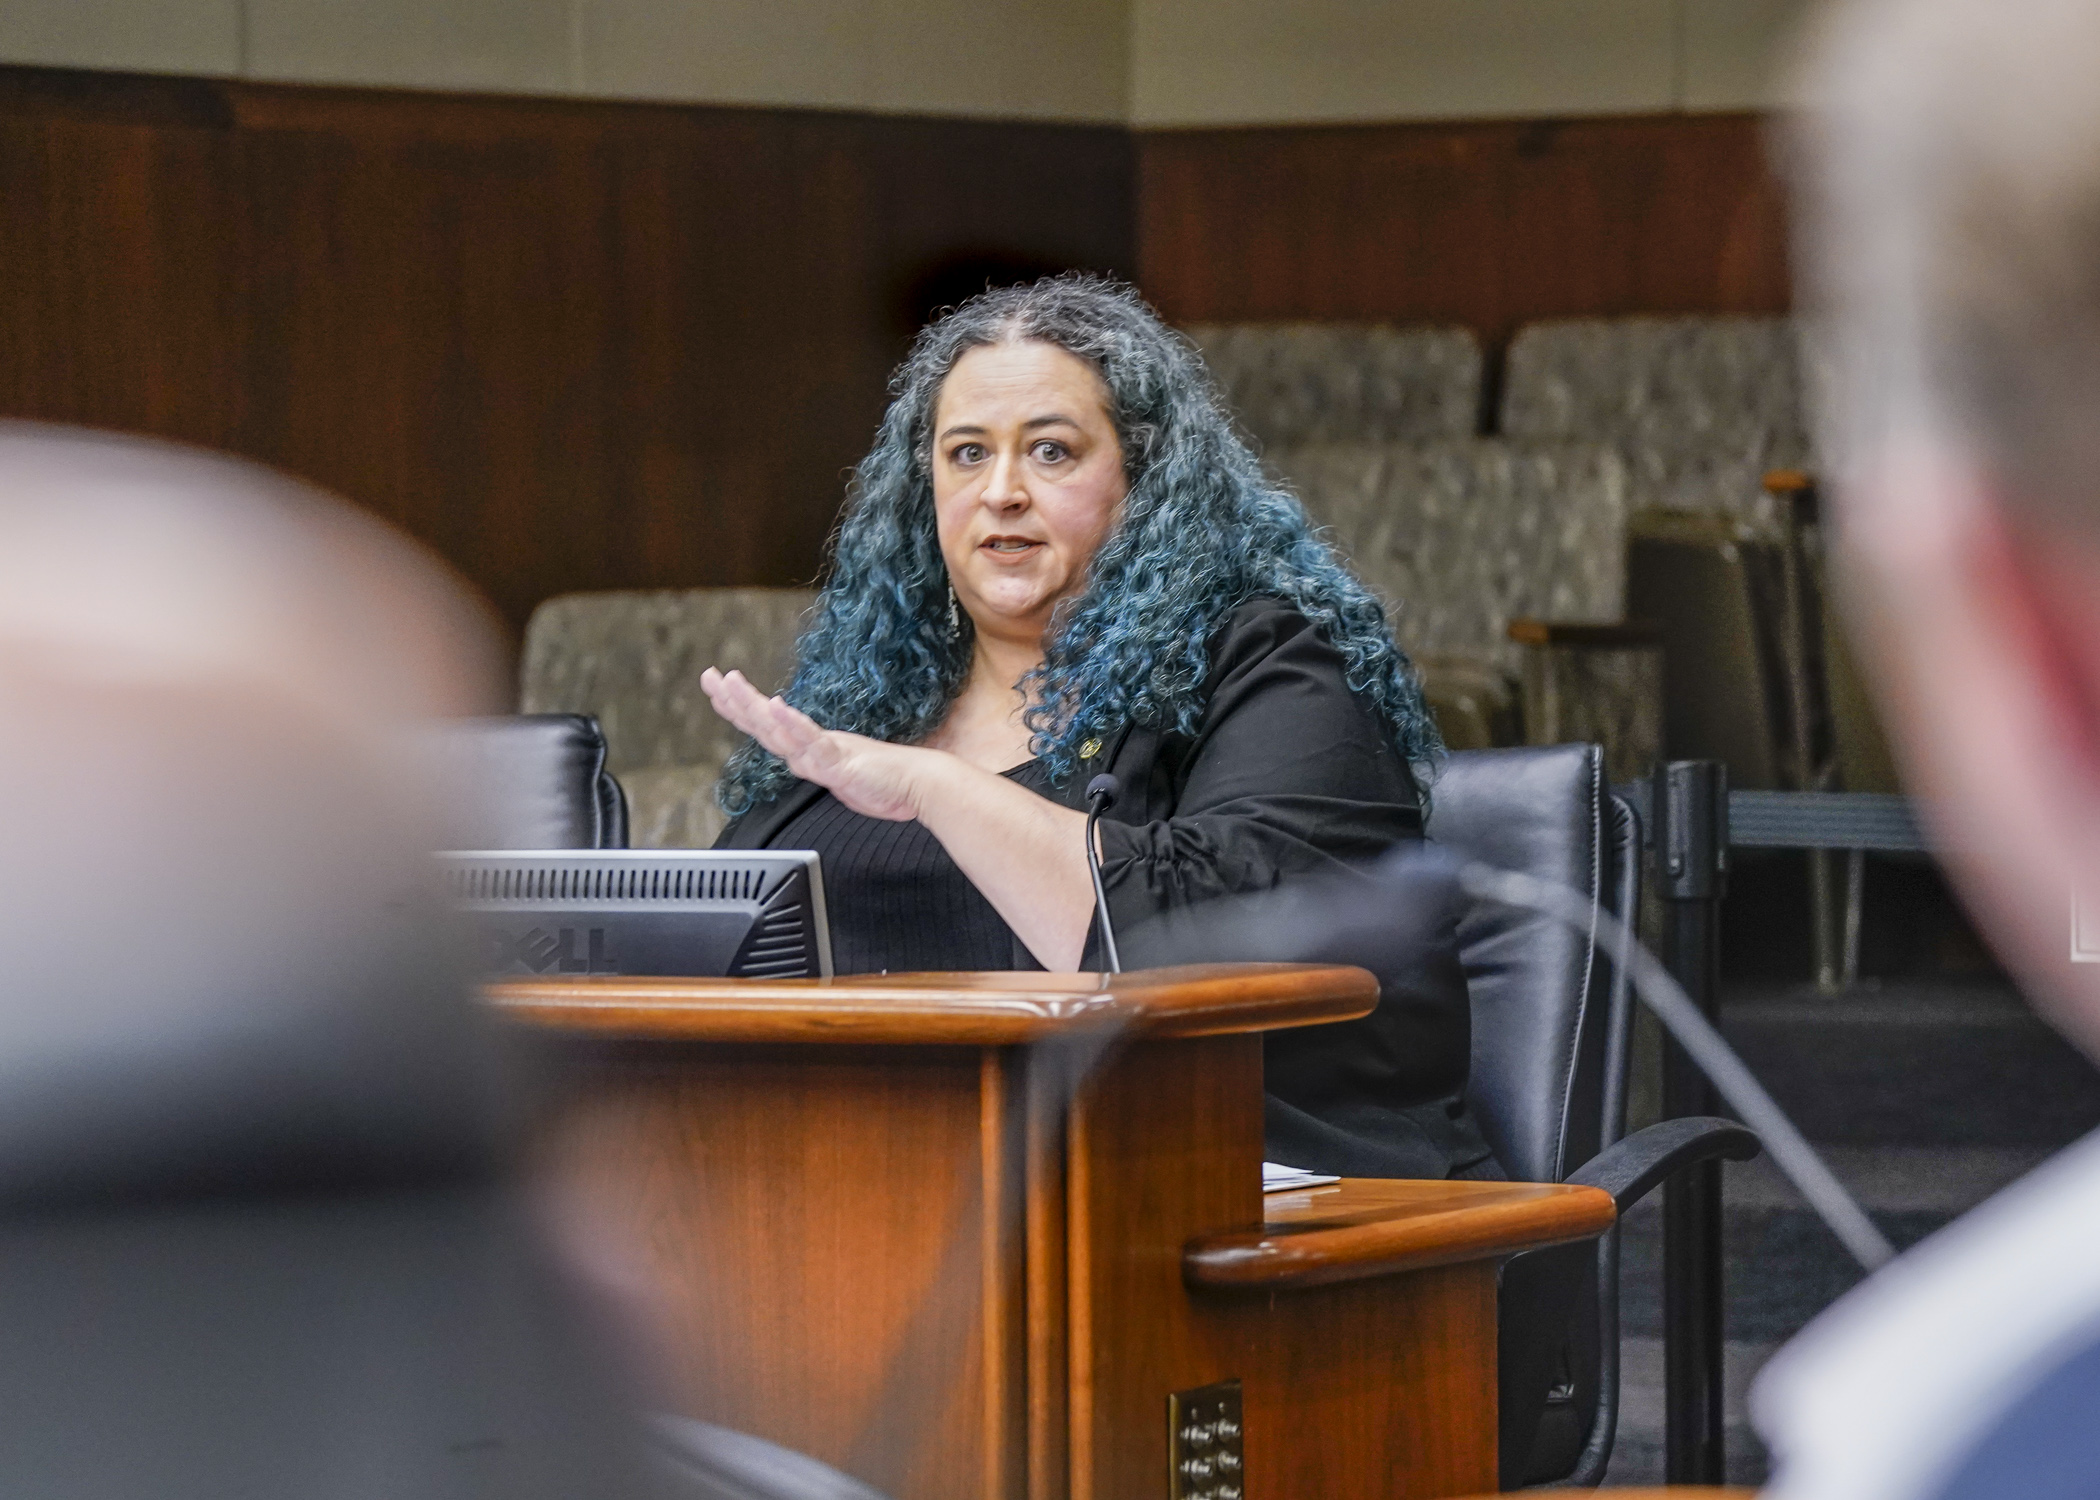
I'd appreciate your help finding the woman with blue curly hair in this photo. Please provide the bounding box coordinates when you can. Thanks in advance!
[703,275,1496,1179]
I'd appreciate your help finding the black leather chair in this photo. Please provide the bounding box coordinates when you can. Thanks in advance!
[438,712,630,848]
[1430,744,1758,1487]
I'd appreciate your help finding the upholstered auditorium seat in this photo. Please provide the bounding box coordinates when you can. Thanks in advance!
[521,588,814,847]
[1499,315,1814,524]
[1268,438,1628,666]
[1181,322,1483,450]
[1265,437,1659,778]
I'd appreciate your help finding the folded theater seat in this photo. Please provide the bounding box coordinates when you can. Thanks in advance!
[1499,313,1816,528]
[1265,437,1662,784]
[1500,315,1917,984]
[522,587,815,848]
[1186,320,1663,779]
[1179,322,1484,450]
[1489,313,1820,783]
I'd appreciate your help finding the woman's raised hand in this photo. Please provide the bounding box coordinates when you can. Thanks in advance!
[701,667,929,822]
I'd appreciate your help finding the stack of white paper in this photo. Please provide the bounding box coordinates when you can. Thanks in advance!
[1261,1161,1341,1192]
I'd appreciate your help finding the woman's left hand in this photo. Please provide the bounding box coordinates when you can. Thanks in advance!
[706,665,1098,969]
[702,667,932,822]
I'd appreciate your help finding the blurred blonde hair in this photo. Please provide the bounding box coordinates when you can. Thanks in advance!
[1787,0,2100,516]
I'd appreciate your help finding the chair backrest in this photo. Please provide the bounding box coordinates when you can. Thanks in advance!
[1625,510,1789,789]
[1500,314,1813,523]
[1428,744,1640,1182]
[1266,438,1628,673]
[434,712,629,848]
[1815,546,1904,795]
[521,589,813,847]
[1183,323,1482,450]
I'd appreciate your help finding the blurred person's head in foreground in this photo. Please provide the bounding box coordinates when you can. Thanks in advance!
[0,424,669,1498]
[1760,8,2100,1500]
[1789,0,2100,1048]
[0,421,508,1204]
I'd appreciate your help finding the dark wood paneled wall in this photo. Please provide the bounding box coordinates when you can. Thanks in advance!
[0,67,1790,630]
[0,65,1134,632]
[1137,113,1789,349]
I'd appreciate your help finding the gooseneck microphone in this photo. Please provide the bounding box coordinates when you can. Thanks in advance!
[1083,774,1123,975]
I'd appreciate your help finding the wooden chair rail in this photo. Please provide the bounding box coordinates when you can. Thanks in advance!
[487,961,1377,1045]
[1184,1178,1616,1290]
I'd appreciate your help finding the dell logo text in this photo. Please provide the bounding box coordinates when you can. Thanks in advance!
[488,925,616,975]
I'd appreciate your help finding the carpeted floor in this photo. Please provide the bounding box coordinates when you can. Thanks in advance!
[1593,978,2100,1488]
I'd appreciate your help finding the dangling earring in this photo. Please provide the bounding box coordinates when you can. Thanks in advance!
[947,580,961,640]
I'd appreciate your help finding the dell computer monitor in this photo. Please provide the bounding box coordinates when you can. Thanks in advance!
[439,850,832,980]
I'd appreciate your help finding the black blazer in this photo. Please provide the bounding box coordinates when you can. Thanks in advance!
[718,598,1495,1179]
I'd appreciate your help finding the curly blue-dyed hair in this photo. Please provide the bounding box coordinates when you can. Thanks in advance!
[717,274,1440,815]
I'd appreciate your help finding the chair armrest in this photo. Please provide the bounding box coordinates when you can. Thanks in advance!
[1565,1116,1761,1212]
[1507,617,1666,650]
[1506,619,1666,783]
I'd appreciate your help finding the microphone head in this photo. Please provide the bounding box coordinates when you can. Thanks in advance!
[1084,773,1120,809]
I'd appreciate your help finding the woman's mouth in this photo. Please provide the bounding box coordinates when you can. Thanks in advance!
[981,536,1042,555]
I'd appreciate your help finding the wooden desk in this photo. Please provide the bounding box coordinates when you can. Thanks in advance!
[494,965,1615,1500]
[1449,1492,1755,1500]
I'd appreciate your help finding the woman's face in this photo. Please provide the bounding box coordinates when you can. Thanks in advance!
[930,339,1128,651]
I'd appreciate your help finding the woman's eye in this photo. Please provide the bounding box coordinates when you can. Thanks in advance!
[1032,441,1068,463]
[952,443,986,465]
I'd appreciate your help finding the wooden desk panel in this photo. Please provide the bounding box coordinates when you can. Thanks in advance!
[1064,1033,1265,1500]
[508,968,1613,1500]
[1061,1051,1518,1500]
[541,1041,1018,1499]
[1203,1264,1499,1500]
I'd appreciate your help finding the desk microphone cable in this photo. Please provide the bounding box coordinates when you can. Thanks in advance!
[1458,858,1895,1272]
[1085,774,1123,975]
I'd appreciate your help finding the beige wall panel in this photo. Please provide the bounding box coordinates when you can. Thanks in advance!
[1680,0,1817,110]
[1132,0,1677,127]
[245,0,576,94]
[859,0,1127,122]
[577,0,870,112]
[577,0,1126,121]
[0,0,239,76]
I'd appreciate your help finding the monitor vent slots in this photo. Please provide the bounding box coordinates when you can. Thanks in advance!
[738,902,811,978]
[449,864,764,904]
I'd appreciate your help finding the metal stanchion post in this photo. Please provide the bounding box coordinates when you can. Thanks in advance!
[1654,759,1730,1484]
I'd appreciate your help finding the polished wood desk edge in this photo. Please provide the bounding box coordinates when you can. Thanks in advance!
[1183,1178,1617,1290]
[486,961,1377,1044]
[1445,1491,1753,1499]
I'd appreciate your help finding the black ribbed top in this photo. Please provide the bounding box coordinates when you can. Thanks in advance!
[777,761,1052,975]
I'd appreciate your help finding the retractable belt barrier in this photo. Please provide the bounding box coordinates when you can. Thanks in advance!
[1615,785,1931,855]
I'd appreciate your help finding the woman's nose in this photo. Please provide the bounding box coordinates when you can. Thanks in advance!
[983,449,1029,508]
